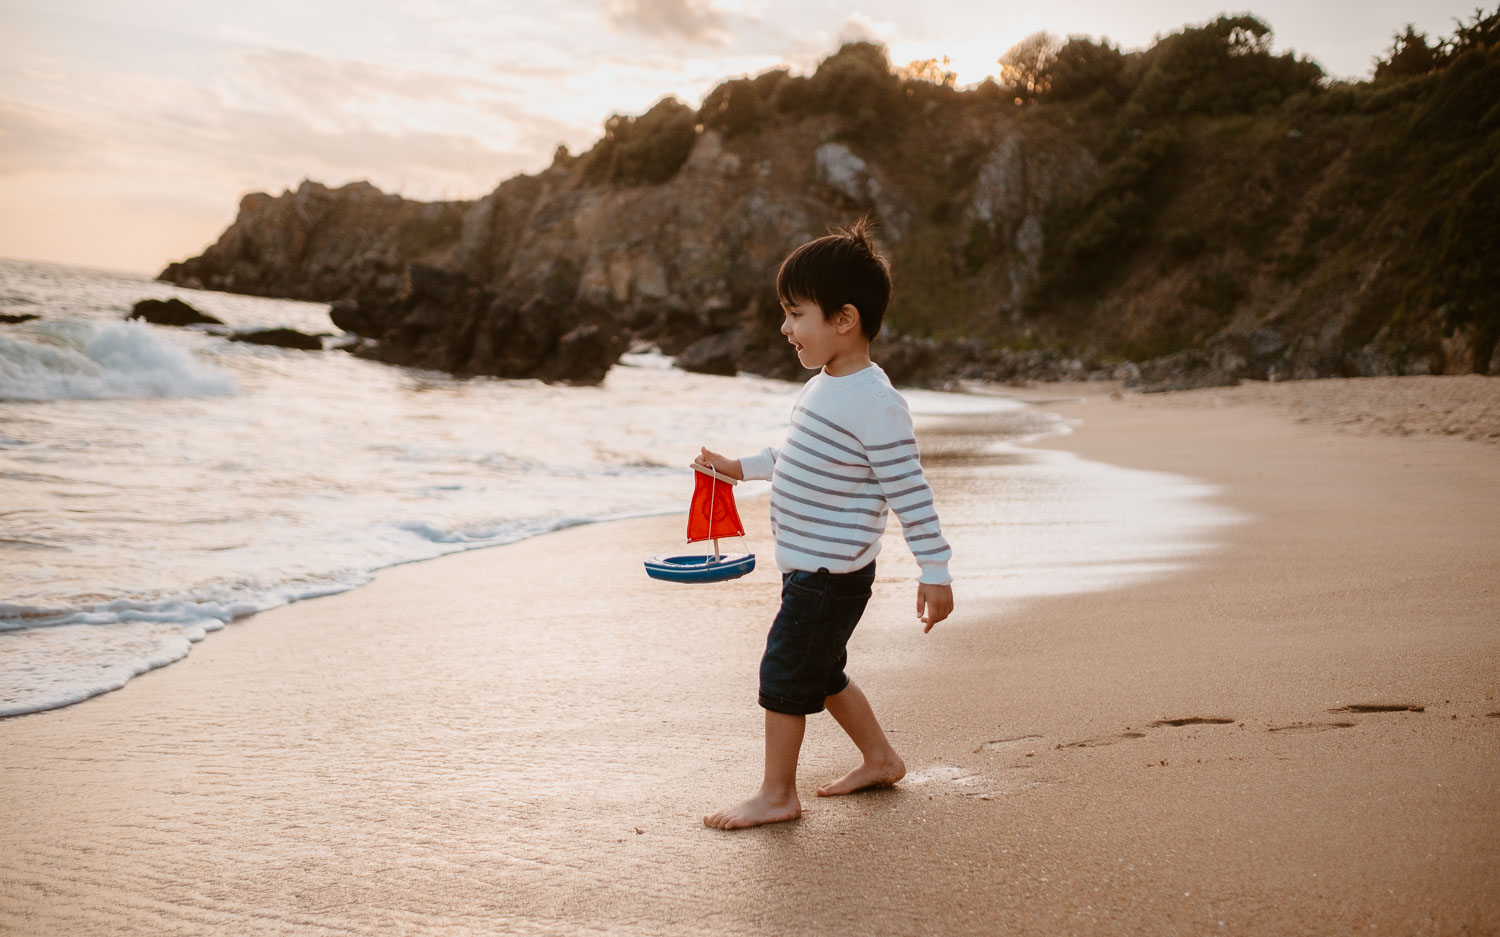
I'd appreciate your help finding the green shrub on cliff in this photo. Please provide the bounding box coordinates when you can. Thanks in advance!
[1045,36,1129,103]
[581,97,698,186]
[1373,8,1500,81]
[698,76,774,137]
[1379,40,1500,369]
[1044,125,1182,290]
[999,32,1061,102]
[1120,14,1323,124]
[800,41,906,138]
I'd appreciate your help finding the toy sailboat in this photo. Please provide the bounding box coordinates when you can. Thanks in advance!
[643,464,756,583]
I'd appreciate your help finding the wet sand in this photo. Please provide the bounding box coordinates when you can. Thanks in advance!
[2,377,1497,936]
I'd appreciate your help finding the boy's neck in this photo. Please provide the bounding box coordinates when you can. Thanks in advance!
[822,342,873,377]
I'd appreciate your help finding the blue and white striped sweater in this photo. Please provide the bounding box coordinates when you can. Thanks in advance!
[739,365,952,585]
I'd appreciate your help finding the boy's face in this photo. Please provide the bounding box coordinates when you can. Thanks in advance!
[779,297,848,371]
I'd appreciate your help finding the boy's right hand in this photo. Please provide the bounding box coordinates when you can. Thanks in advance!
[695,447,744,480]
[917,582,953,633]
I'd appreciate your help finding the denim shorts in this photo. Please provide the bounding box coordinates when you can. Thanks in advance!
[758,561,876,716]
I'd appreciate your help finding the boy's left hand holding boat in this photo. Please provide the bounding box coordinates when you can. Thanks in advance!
[695,447,743,481]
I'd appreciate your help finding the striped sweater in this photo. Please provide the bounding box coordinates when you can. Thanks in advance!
[739,364,952,585]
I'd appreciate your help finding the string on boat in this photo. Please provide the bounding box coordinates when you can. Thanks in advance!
[707,463,718,563]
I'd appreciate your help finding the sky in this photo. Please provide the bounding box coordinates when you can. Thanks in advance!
[0,0,1483,273]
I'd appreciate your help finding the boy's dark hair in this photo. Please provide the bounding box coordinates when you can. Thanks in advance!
[776,216,891,340]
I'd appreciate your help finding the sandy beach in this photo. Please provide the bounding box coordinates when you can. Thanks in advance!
[2,376,1496,936]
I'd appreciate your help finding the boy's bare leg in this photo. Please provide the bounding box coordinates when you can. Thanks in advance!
[703,711,805,829]
[817,681,907,796]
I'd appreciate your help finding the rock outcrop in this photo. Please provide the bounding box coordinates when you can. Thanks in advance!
[157,33,1499,386]
[160,118,1096,385]
[229,328,326,350]
[341,264,628,384]
[159,181,465,304]
[128,298,223,327]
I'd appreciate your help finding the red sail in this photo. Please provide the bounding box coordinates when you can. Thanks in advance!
[686,470,745,543]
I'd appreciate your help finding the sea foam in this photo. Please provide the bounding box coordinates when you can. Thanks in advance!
[0,621,203,717]
[0,318,236,401]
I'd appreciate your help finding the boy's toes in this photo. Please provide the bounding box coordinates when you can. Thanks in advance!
[702,795,802,830]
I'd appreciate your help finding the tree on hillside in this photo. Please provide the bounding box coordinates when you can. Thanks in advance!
[1125,15,1322,119]
[1451,6,1500,52]
[1044,35,1129,103]
[1375,25,1439,80]
[698,76,773,137]
[999,31,1061,101]
[581,97,698,186]
[1373,7,1500,80]
[899,56,957,87]
[799,41,905,136]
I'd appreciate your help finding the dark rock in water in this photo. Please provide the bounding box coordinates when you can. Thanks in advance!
[676,333,738,375]
[352,264,627,384]
[129,298,224,327]
[1,313,39,324]
[552,323,628,384]
[229,327,326,350]
[328,297,400,338]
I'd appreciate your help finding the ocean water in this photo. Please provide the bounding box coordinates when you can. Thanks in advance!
[0,258,1234,719]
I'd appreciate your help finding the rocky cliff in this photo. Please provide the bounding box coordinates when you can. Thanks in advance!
[160,14,1500,386]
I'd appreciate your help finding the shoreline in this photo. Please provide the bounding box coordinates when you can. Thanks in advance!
[2,377,1496,935]
[1,382,1048,721]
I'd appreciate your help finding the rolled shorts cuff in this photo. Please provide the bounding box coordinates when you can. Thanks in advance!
[757,673,853,716]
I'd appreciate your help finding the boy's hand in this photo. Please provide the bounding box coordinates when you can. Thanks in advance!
[916,582,953,633]
[695,447,744,481]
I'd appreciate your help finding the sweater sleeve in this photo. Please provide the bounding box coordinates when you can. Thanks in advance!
[863,401,952,585]
[737,446,778,482]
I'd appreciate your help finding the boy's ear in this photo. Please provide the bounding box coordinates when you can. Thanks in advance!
[836,303,861,335]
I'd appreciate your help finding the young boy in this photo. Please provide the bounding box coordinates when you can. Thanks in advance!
[696,219,954,831]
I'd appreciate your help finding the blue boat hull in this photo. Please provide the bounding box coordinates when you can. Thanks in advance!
[644,552,756,584]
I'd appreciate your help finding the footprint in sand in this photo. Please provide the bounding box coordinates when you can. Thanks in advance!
[1056,731,1147,749]
[1150,716,1236,727]
[1057,717,1236,749]
[1268,721,1356,733]
[977,734,1043,752]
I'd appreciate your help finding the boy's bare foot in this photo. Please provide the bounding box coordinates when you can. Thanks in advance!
[702,791,802,830]
[816,754,906,796]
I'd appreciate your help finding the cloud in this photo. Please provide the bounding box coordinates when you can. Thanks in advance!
[0,61,561,202]
[602,0,731,45]
[835,13,902,48]
[0,101,100,175]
